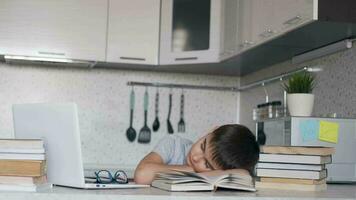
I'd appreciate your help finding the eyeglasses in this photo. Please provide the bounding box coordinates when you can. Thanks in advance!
[94,170,128,184]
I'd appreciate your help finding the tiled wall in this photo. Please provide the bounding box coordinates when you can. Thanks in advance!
[239,43,356,133]
[0,63,239,169]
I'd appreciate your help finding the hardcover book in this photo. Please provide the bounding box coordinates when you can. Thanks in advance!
[259,154,332,165]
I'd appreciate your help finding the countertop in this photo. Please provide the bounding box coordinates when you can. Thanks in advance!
[0,184,356,200]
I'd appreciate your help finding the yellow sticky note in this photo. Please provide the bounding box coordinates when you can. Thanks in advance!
[319,121,339,143]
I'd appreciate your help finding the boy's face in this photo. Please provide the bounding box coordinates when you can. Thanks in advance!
[186,132,221,172]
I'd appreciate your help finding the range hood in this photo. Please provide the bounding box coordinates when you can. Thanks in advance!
[4,55,96,68]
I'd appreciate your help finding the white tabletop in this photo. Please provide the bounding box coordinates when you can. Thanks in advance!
[0,184,355,200]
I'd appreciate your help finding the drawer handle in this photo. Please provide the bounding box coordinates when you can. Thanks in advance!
[38,51,65,56]
[175,57,198,61]
[283,15,302,25]
[120,57,146,61]
[259,29,276,38]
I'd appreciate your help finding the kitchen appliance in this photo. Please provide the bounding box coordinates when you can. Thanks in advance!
[256,116,356,182]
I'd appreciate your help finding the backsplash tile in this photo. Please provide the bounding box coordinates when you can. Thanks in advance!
[0,63,239,169]
[240,43,356,133]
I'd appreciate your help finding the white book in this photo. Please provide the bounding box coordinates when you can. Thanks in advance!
[152,170,256,192]
[257,169,327,180]
[259,154,332,164]
[0,148,45,154]
[256,182,327,191]
[257,162,325,171]
[0,153,45,160]
[0,139,44,149]
[0,176,47,186]
[0,183,52,192]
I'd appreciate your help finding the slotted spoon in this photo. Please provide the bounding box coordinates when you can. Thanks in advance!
[138,90,151,143]
[152,89,160,132]
[178,91,185,133]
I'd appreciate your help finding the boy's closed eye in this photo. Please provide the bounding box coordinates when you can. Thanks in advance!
[201,138,215,170]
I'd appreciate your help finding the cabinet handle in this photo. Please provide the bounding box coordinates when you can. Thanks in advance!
[283,15,302,25]
[175,57,198,61]
[259,29,276,38]
[240,40,255,47]
[120,57,146,61]
[38,51,65,56]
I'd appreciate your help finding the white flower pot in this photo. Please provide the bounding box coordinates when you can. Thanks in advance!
[287,93,314,117]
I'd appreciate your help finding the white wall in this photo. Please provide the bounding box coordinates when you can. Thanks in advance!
[0,62,239,170]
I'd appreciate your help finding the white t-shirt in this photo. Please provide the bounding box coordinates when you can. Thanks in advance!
[153,135,193,165]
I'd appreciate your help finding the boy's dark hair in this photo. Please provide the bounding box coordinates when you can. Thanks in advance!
[210,124,260,173]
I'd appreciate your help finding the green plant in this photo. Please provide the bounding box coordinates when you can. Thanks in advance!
[282,72,315,93]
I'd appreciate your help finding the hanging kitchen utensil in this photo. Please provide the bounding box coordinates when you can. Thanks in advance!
[167,89,174,134]
[126,88,137,142]
[152,88,160,132]
[178,90,185,133]
[138,89,151,143]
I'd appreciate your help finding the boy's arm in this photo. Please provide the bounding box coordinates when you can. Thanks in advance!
[134,152,193,184]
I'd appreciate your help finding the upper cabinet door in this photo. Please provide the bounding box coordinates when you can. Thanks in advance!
[160,0,222,65]
[107,0,161,65]
[0,0,108,61]
[273,0,315,33]
[238,0,315,53]
[219,0,240,61]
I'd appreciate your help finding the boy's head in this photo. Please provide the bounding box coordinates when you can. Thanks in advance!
[186,124,260,173]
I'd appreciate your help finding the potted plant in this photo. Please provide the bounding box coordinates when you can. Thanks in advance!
[283,72,316,116]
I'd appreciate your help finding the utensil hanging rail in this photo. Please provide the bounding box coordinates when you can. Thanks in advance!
[127,81,239,92]
[127,65,321,92]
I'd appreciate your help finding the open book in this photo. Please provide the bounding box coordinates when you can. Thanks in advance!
[151,170,256,192]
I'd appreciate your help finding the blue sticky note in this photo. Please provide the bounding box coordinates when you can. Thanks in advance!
[300,120,319,142]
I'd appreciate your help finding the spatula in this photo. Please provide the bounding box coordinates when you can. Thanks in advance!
[138,90,151,143]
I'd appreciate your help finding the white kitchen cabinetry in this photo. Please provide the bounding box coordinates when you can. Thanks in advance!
[106,0,161,65]
[237,0,315,53]
[273,0,315,34]
[219,0,241,61]
[160,0,222,65]
[0,0,107,61]
[237,0,255,52]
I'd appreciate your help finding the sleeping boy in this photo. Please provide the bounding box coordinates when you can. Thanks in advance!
[134,124,260,184]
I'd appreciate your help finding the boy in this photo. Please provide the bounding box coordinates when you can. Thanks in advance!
[134,124,260,184]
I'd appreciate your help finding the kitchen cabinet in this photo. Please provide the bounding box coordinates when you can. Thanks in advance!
[237,0,255,52]
[159,0,222,65]
[219,0,241,61]
[106,0,161,65]
[0,0,107,61]
[237,0,315,53]
[273,0,315,34]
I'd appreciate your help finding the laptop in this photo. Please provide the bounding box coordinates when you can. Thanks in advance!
[12,102,149,189]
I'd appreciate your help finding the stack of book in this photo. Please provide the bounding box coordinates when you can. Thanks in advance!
[256,146,335,191]
[0,139,51,191]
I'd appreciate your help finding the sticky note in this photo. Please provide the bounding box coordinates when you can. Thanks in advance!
[300,120,319,142]
[319,121,339,143]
